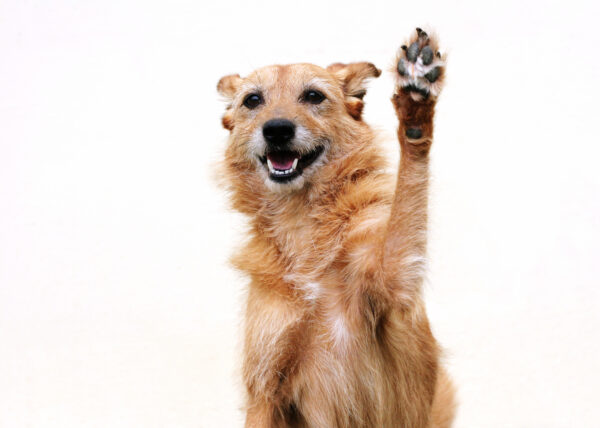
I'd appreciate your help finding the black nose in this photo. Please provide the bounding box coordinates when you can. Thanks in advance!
[263,119,296,147]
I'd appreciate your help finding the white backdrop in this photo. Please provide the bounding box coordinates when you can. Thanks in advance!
[1,0,599,427]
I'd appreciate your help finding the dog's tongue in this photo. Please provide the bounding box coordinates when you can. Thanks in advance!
[268,151,296,170]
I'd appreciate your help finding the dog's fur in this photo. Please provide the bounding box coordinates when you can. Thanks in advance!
[217,29,456,427]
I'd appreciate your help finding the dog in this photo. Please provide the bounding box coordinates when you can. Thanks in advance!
[217,28,456,428]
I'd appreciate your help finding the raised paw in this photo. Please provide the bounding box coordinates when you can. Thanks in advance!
[395,28,445,100]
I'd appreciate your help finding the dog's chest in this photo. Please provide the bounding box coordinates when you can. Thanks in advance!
[268,208,344,267]
[247,281,355,372]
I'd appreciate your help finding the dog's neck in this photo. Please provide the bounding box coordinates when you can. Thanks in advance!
[251,135,386,277]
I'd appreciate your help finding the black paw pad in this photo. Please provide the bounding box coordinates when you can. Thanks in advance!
[421,46,433,65]
[402,84,429,99]
[424,67,441,83]
[406,128,422,139]
[397,59,407,76]
[407,42,420,63]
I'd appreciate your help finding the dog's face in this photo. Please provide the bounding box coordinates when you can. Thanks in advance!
[218,62,380,192]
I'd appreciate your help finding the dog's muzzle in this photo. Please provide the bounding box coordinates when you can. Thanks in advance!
[263,118,296,148]
[258,118,325,183]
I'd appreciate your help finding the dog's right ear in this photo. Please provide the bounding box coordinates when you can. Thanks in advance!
[217,74,242,99]
[217,74,242,131]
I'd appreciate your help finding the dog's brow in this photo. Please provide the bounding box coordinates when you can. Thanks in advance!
[303,77,332,92]
[239,82,262,97]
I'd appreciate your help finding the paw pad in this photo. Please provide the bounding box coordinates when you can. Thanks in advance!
[424,67,441,83]
[421,46,433,65]
[405,128,422,139]
[406,42,420,63]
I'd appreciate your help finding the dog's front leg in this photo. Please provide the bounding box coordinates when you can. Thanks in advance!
[385,28,446,307]
[245,401,273,428]
[245,401,278,428]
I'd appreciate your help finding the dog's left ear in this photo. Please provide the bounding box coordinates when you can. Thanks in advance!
[327,62,381,120]
[217,74,242,130]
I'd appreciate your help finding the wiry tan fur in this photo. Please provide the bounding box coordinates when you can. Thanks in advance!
[217,29,456,427]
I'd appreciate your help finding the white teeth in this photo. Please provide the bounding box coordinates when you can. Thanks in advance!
[266,157,300,176]
[272,167,293,175]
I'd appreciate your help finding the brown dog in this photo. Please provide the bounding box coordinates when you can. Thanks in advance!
[217,28,455,428]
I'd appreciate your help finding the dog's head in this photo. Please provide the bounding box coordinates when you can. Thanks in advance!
[217,62,380,193]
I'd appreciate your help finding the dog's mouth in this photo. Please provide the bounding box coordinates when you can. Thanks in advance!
[259,146,324,182]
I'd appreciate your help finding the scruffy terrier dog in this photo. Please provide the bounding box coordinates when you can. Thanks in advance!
[217,28,455,428]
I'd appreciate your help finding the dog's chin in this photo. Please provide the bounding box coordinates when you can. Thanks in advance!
[257,145,326,193]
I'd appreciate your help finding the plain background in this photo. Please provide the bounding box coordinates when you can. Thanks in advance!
[1,0,599,426]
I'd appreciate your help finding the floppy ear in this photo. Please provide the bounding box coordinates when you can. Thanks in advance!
[217,74,242,99]
[327,62,381,120]
[217,74,242,130]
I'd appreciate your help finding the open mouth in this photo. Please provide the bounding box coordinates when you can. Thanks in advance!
[259,146,324,182]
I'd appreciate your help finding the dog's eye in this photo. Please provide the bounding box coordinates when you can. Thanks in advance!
[302,90,326,105]
[243,93,263,109]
